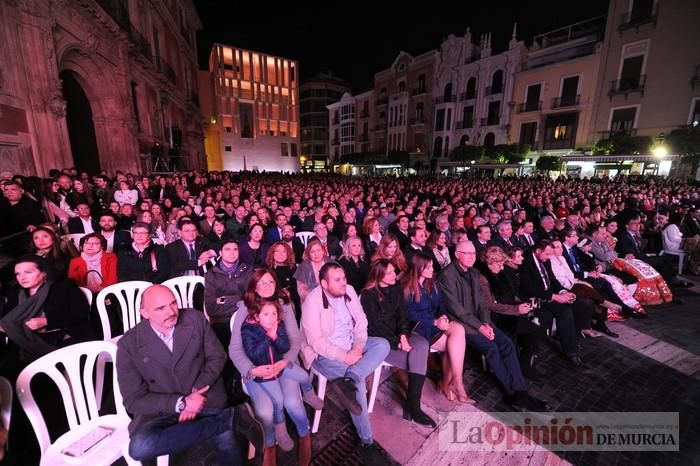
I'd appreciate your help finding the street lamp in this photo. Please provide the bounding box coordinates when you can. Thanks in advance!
[653,145,668,158]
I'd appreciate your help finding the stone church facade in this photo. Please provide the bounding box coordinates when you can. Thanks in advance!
[0,0,204,176]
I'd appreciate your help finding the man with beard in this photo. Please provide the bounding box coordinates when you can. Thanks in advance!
[98,212,131,253]
[281,223,305,263]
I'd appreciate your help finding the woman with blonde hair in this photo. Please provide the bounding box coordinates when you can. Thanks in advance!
[371,233,407,275]
[293,238,330,303]
[337,235,370,293]
[402,253,473,403]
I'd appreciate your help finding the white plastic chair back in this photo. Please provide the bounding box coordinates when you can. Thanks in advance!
[15,341,124,457]
[79,286,93,305]
[96,281,151,340]
[0,376,12,439]
[162,276,205,310]
[295,231,315,248]
[61,233,85,250]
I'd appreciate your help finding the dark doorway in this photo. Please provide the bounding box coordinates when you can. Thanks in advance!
[60,70,101,174]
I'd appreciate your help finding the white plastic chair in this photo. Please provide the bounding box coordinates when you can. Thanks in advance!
[367,361,393,414]
[61,234,85,250]
[79,286,93,306]
[162,276,205,310]
[95,281,152,341]
[310,367,328,433]
[295,231,315,248]
[15,341,167,466]
[0,376,12,450]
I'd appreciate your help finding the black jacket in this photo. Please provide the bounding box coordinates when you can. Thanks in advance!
[360,285,410,348]
[519,254,565,301]
[3,279,96,344]
[203,261,252,324]
[67,216,99,234]
[117,242,171,283]
[166,238,210,277]
[337,257,370,294]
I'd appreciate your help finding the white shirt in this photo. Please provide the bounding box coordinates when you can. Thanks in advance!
[102,231,115,252]
[79,217,94,234]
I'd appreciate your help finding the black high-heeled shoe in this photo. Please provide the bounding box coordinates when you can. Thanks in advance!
[403,403,437,427]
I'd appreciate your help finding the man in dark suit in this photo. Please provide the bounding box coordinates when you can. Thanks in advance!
[67,203,99,234]
[438,240,548,411]
[116,284,262,464]
[489,220,522,250]
[266,213,288,244]
[536,215,558,241]
[166,219,217,278]
[388,215,411,250]
[403,227,438,269]
[473,225,492,255]
[517,220,537,252]
[519,239,586,366]
[311,222,342,259]
[616,213,690,287]
[97,212,131,253]
[199,204,217,236]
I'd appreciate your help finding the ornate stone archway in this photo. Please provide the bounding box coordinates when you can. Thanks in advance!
[57,44,139,174]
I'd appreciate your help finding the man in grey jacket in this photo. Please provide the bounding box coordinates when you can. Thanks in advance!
[438,240,549,412]
[116,285,262,464]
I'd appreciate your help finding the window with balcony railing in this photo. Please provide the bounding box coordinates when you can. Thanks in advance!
[552,95,580,108]
[518,101,542,112]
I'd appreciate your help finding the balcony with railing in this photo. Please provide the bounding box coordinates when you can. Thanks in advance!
[481,116,501,127]
[608,75,646,97]
[455,120,473,129]
[485,86,503,96]
[376,97,388,107]
[155,56,176,85]
[434,95,457,105]
[619,4,659,32]
[552,95,580,108]
[459,92,476,101]
[409,117,426,125]
[517,101,542,113]
[411,88,427,97]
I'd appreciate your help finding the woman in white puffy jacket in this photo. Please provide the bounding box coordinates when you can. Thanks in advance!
[113,180,138,206]
[661,213,685,254]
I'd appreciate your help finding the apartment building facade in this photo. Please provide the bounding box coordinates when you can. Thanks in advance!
[299,73,350,172]
[202,44,300,172]
[510,17,605,153]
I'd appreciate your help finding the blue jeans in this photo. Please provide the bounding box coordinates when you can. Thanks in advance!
[246,364,311,446]
[129,407,241,465]
[312,336,390,445]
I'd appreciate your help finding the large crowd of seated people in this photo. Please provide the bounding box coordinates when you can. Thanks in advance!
[0,168,699,465]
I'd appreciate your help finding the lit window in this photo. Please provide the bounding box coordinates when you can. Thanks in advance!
[554,125,567,140]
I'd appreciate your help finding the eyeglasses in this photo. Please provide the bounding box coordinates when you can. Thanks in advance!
[84,241,103,247]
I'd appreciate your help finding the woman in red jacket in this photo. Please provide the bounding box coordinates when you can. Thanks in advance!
[67,233,118,293]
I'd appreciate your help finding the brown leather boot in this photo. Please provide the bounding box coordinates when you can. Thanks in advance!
[262,444,277,466]
[298,434,312,466]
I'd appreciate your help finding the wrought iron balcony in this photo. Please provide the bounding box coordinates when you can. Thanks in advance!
[517,101,542,113]
[411,88,427,97]
[552,95,580,108]
[485,86,503,96]
[609,75,646,97]
[455,120,473,129]
[409,117,426,125]
[460,92,476,101]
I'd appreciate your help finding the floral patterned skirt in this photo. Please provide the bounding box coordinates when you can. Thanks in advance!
[613,258,672,306]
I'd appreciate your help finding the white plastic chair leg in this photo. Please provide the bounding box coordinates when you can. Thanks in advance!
[311,371,327,434]
[367,364,384,414]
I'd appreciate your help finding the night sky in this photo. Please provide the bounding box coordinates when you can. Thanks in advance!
[195,1,610,92]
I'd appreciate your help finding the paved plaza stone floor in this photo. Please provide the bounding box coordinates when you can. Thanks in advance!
[176,278,700,466]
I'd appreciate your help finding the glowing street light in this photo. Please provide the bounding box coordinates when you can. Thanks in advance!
[653,145,667,158]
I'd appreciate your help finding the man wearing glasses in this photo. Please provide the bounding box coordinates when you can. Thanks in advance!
[439,241,549,412]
